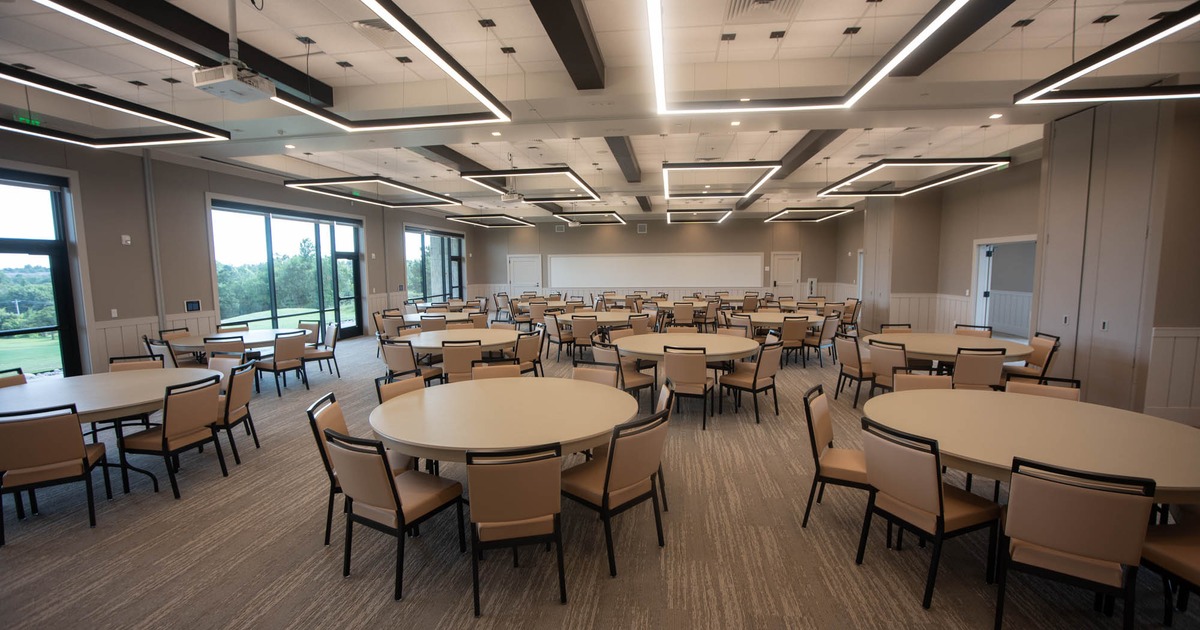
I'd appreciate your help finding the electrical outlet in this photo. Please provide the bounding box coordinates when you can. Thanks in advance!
[120,235,131,245]
[370,252,376,260]
[965,289,970,297]
[110,308,118,318]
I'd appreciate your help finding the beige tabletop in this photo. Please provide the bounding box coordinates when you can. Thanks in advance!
[651,300,711,310]
[0,368,221,424]
[736,310,823,327]
[405,328,519,352]
[860,332,1034,362]
[171,328,306,352]
[514,300,569,309]
[556,311,637,326]
[369,377,639,462]
[400,312,473,324]
[616,332,760,362]
[863,390,1200,503]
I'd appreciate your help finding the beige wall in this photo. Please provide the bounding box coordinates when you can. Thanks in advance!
[833,210,864,284]
[1153,101,1200,327]
[938,160,1041,295]
[890,190,942,294]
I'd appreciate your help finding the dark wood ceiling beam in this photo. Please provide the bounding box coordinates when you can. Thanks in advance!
[891,0,1014,77]
[778,129,846,177]
[413,145,558,213]
[605,136,641,183]
[529,0,605,90]
[735,194,761,211]
[636,196,652,212]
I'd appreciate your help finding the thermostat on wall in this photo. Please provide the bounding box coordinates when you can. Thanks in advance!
[184,299,202,312]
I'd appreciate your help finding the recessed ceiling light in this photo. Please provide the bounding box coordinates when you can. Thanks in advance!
[285,144,296,149]
[989,113,1003,119]
[491,131,502,136]
[730,121,740,126]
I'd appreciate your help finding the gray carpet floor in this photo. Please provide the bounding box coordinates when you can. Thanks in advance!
[0,334,1192,629]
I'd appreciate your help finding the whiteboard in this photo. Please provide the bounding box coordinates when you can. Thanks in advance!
[548,253,763,288]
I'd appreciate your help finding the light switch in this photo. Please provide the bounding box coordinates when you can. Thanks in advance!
[120,235,131,245]
[110,308,118,318]
[370,252,376,260]
[965,289,970,297]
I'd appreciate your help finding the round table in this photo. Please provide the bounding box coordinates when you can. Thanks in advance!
[737,310,823,327]
[0,368,221,423]
[556,311,637,326]
[404,329,519,353]
[860,332,1034,362]
[863,390,1200,503]
[616,332,760,362]
[401,312,473,324]
[651,300,710,311]
[369,378,639,462]
[171,328,306,352]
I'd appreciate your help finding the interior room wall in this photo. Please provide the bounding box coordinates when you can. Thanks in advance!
[989,241,1036,293]
[833,210,864,287]
[890,190,942,294]
[1152,101,1200,328]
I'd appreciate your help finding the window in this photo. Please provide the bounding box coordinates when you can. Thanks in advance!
[405,228,465,302]
[211,202,362,336]
[0,172,82,377]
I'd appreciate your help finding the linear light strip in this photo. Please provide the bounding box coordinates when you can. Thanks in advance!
[764,208,855,223]
[460,167,602,202]
[817,159,1009,197]
[32,0,204,68]
[446,214,534,228]
[662,162,781,200]
[648,0,973,115]
[271,94,501,132]
[553,212,627,225]
[285,176,459,206]
[666,209,732,224]
[1015,1,1200,105]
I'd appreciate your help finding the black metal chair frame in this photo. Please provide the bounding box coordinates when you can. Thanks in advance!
[800,385,871,528]
[255,331,311,397]
[833,333,874,409]
[212,361,260,465]
[663,346,715,428]
[718,341,782,424]
[866,338,908,397]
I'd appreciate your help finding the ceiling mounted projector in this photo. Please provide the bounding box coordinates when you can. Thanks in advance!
[500,192,525,203]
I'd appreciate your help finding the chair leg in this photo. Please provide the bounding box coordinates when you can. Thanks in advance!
[29,489,38,514]
[801,477,819,528]
[211,432,229,477]
[853,379,863,409]
[921,536,944,609]
[752,392,760,424]
[165,454,181,499]
[602,513,617,577]
[84,473,96,528]
[1123,574,1138,630]
[274,372,282,397]
[555,518,567,604]
[651,476,665,547]
[247,412,261,449]
[986,522,998,584]
[817,482,827,504]
[324,488,336,545]
[226,428,242,465]
[100,456,112,499]
[300,365,310,390]
[1161,573,1174,627]
[395,528,406,600]
[773,385,779,415]
[343,508,354,577]
[332,357,341,378]
[657,463,669,512]
[456,499,466,552]
[855,493,876,565]
[994,537,1010,630]
[471,528,482,616]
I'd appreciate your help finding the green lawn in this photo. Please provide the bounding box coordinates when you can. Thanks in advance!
[224,307,356,330]
[0,334,62,374]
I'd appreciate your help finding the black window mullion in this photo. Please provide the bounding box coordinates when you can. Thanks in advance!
[313,222,325,328]
[264,215,278,327]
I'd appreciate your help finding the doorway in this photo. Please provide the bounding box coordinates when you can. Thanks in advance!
[770,252,802,298]
[856,250,864,300]
[973,238,1037,341]
[507,255,542,294]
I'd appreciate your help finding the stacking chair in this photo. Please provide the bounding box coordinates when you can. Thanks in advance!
[380,338,441,387]
[110,354,165,372]
[118,374,228,500]
[1003,332,1060,382]
[298,320,321,347]
[856,418,1002,609]
[893,368,952,391]
[572,360,620,387]
[507,330,544,377]
[303,322,341,378]
[995,458,1155,629]
[833,333,873,408]
[0,404,111,545]
[204,335,246,358]
[728,313,755,340]
[419,315,447,332]
[561,409,669,576]
[840,298,861,333]
[469,312,489,329]
[307,393,417,546]
[212,361,259,465]
[375,371,426,403]
[800,385,869,528]
[952,347,1006,390]
[741,296,758,312]
[206,351,242,388]
[866,339,908,396]
[1004,374,1081,401]
[718,342,783,424]
[700,301,719,332]
[607,326,634,342]
[158,326,196,364]
[442,340,483,383]
[0,367,26,388]
[470,359,521,380]
[569,315,599,361]
[543,314,574,361]
[779,316,809,365]
[256,330,309,397]
[324,429,465,600]
[466,444,566,616]
[1141,515,1200,626]
[143,336,180,368]
[664,346,715,428]
[528,302,551,330]
[671,303,696,329]
[954,323,993,338]
[594,342,654,411]
[801,316,839,367]
[879,323,913,333]
[493,293,511,322]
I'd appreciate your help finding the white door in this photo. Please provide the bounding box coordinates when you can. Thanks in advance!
[507,255,542,294]
[856,251,864,300]
[975,244,994,326]
[770,252,802,297]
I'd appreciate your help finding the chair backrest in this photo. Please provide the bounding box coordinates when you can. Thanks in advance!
[110,354,165,372]
[591,342,621,366]
[954,324,993,338]
[514,331,542,363]
[753,342,784,381]
[866,339,907,389]
[298,320,321,344]
[0,367,26,388]
[159,327,188,341]
[672,303,694,325]
[806,296,825,307]
[893,369,952,391]
[375,372,425,403]
[162,375,221,443]
[1006,458,1155,569]
[442,341,483,380]
[705,300,719,320]
[819,316,839,342]
[1004,374,1082,401]
[603,409,670,501]
[0,404,86,474]
[204,335,245,355]
[952,347,1006,389]
[490,321,517,331]
[307,393,349,483]
[608,326,634,341]
[323,430,402,521]
[879,323,912,332]
[842,298,860,323]
[834,333,864,372]
[223,362,256,420]
[472,362,521,380]
[742,296,758,312]
[372,311,387,337]
[861,417,944,533]
[466,444,562,527]
[470,312,488,329]
[780,317,808,341]
[206,351,243,384]
[380,338,419,375]
[655,385,674,414]
[143,337,179,368]
[323,323,340,349]
[273,331,308,362]
[420,315,447,332]
[728,313,753,338]
[217,323,250,333]
[802,385,835,463]
[571,316,599,345]
[629,314,652,335]
[663,346,707,385]
[530,302,549,324]
[573,361,619,387]
[1028,332,1060,372]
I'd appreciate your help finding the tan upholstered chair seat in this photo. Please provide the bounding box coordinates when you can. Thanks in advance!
[1010,539,1123,588]
[3,443,105,487]
[1003,364,1040,377]
[876,484,1001,534]
[476,515,555,542]
[266,358,302,371]
[1143,527,1200,585]
[720,363,772,389]
[351,471,462,528]
[447,371,472,383]
[818,448,867,485]
[623,370,655,389]
[781,339,804,349]
[803,334,821,344]
[671,377,714,396]
[122,426,212,452]
[561,458,652,509]
[304,348,334,360]
[843,361,873,378]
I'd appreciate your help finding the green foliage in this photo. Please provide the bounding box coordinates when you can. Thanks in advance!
[216,237,359,326]
[0,264,58,331]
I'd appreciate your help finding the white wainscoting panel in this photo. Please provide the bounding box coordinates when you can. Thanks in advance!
[888,294,938,332]
[831,282,859,302]
[1145,327,1200,427]
[935,294,973,334]
[164,310,218,339]
[988,291,1033,336]
[88,315,160,374]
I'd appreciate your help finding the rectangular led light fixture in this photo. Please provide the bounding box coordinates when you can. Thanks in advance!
[666,209,733,224]
[662,162,782,200]
[270,0,511,131]
[284,176,460,208]
[460,167,602,203]
[446,214,535,228]
[817,158,1010,198]
[765,207,856,223]
[648,0,974,115]
[0,62,229,148]
[31,0,207,68]
[1014,1,1200,105]
[553,211,627,225]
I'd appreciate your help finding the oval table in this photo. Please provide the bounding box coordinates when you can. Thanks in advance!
[735,311,823,328]
[556,311,637,326]
[860,332,1034,362]
[404,329,519,353]
[651,300,710,311]
[616,332,760,362]
[170,328,306,352]
[369,378,639,462]
[401,312,474,324]
[863,389,1200,504]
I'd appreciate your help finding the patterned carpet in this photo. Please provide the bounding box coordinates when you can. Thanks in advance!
[0,333,1191,629]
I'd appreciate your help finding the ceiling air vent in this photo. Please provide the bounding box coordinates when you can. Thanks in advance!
[352,18,408,48]
[725,0,801,25]
[855,153,884,159]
